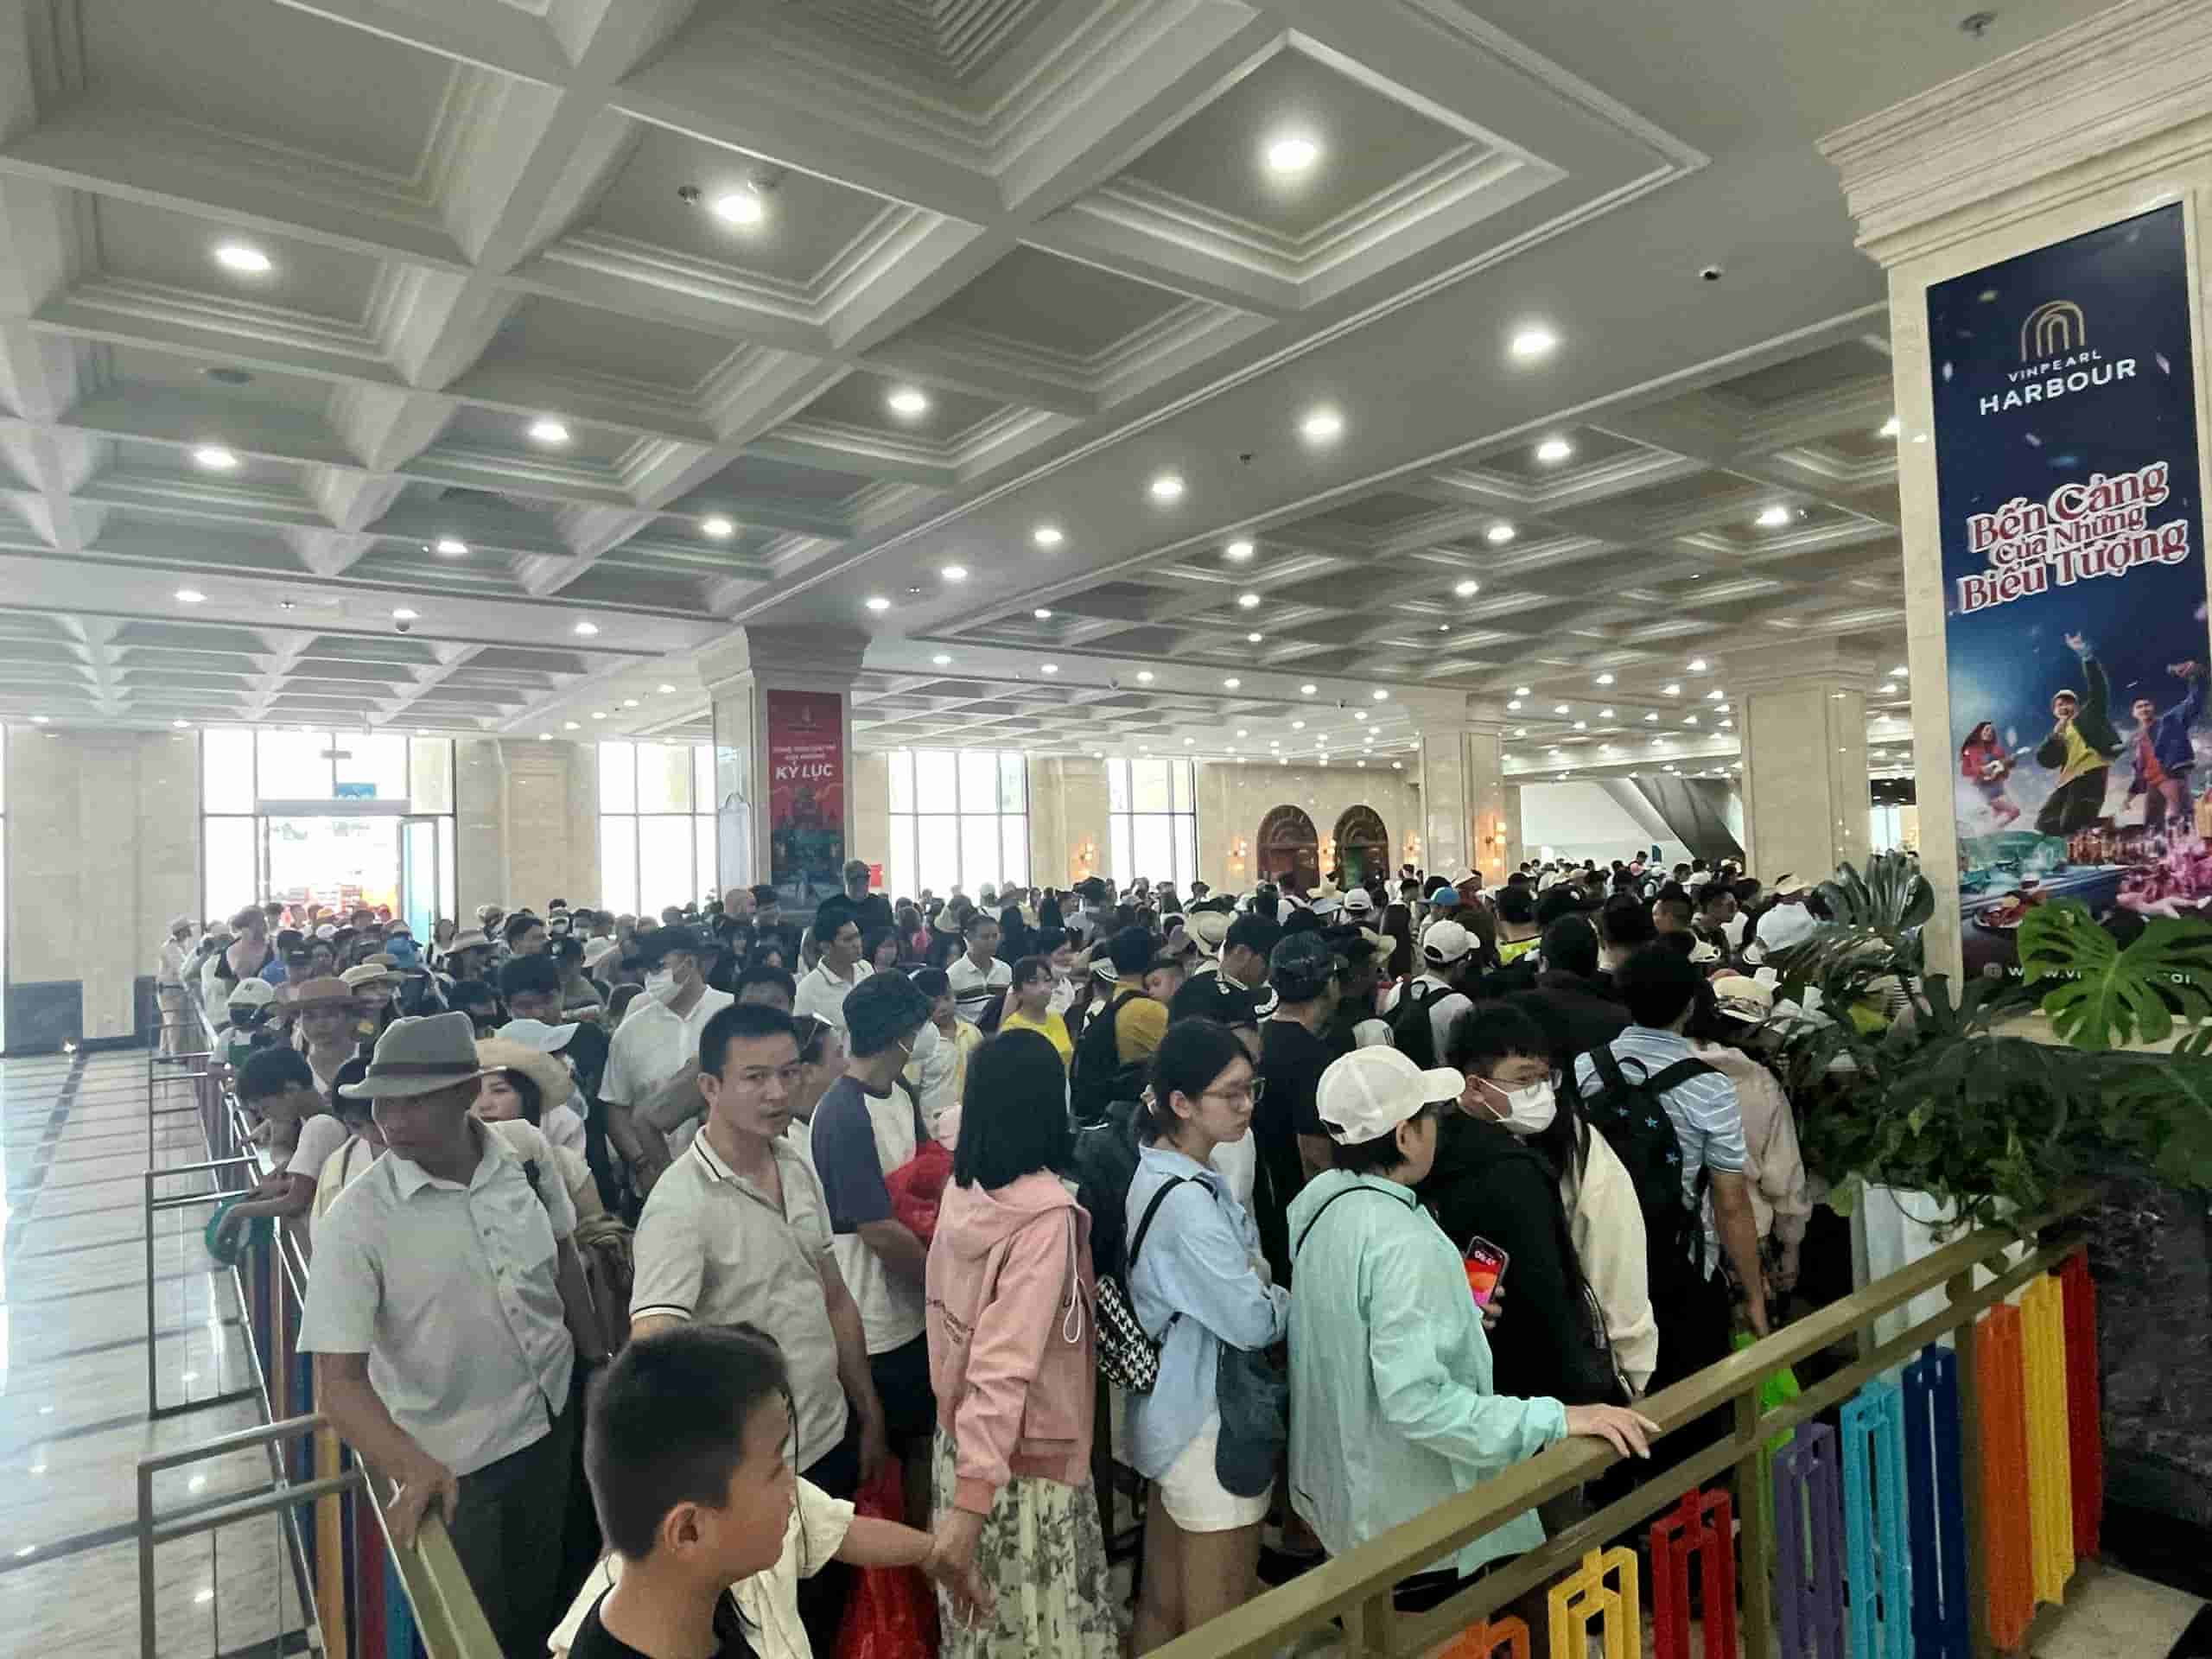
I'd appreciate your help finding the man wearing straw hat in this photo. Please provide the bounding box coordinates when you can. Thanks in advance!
[300,1013,609,1655]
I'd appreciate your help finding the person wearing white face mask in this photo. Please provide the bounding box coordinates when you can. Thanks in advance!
[1419,1002,1642,1410]
[601,924,734,1194]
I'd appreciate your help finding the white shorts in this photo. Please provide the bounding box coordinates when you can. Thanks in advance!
[1155,1414,1269,1534]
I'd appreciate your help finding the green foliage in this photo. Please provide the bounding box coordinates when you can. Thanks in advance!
[2018,901,2212,1049]
[1771,852,1935,1009]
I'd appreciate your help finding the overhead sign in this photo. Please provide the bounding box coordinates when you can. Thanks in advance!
[334,782,377,800]
[1929,203,2208,979]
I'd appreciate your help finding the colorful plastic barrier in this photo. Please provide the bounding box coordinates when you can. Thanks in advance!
[2020,1274,2075,1606]
[1840,1380,1910,1659]
[1773,1423,1845,1659]
[1902,1344,1969,1659]
[1546,1547,1637,1659]
[2059,1256,2102,1559]
[1649,1489,1736,1659]
[1439,1613,1531,1659]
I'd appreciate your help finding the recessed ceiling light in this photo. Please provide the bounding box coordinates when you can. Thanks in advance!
[1033,525,1064,549]
[1148,473,1185,504]
[416,727,431,736]
[1553,703,1570,715]
[191,445,238,472]
[172,719,189,728]
[1508,326,1559,360]
[1573,720,1586,730]
[434,537,467,556]
[1135,669,1151,683]
[658,683,676,694]
[1236,728,1249,737]
[931,653,951,665]
[564,720,581,730]
[1535,436,1574,463]
[1706,688,1724,700]
[1354,711,1367,721]
[1595,671,1614,685]
[1265,134,1320,174]
[1224,539,1255,562]
[1300,408,1344,442]
[1879,416,1902,438]
[1891,664,1909,677]
[1300,683,1317,696]
[573,620,598,636]
[1507,699,1522,711]
[528,418,570,446]
[1688,658,1711,672]
[213,242,271,275]
[1755,504,1792,528]
[175,588,205,603]
[391,607,417,620]
[702,516,735,539]
[1599,707,1614,718]
[865,595,891,613]
[1185,736,1196,746]
[1247,631,1263,644]
[30,715,47,724]
[1485,523,1516,545]
[1684,715,1700,725]
[1513,685,1531,696]
[1392,760,1403,770]
[1293,720,1306,730]
[711,185,765,226]
[941,564,967,582]
[1236,592,1261,609]
[887,386,930,418]
[592,711,606,720]
[1371,689,1389,702]
[1453,579,1480,597]
[1031,608,1054,622]
[1880,682,1898,695]
[1224,677,1241,689]
[1662,683,1681,696]
[1719,718,1734,728]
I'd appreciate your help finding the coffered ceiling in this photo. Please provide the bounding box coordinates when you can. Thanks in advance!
[0,0,2106,788]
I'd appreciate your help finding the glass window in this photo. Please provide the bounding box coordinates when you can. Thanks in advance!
[600,742,637,814]
[597,742,717,918]
[639,817,696,913]
[1107,759,1198,888]
[693,745,715,820]
[600,816,639,917]
[883,748,1028,899]
[410,738,454,814]
[333,731,408,802]
[204,816,258,923]
[257,729,331,800]
[204,729,255,813]
[637,742,690,813]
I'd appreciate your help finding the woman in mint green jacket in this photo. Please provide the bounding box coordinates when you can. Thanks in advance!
[1287,1047,1656,1612]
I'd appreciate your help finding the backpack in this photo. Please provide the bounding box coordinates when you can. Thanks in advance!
[1388,981,1458,1069]
[1572,1046,1714,1300]
[1068,1100,1192,1390]
[1070,991,1147,1126]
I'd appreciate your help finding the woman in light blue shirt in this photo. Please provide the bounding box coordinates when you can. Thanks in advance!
[1125,1019,1291,1653]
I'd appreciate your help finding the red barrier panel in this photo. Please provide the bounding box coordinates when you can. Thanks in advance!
[1650,1487,1737,1659]
[2059,1254,2102,1560]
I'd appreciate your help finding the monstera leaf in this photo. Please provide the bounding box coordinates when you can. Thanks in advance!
[2018,900,2212,1050]
[1815,853,1936,935]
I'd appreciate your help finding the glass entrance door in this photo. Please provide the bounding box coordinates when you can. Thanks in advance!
[261,816,402,917]
[401,817,440,943]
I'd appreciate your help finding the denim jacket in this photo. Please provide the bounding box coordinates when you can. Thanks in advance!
[1124,1144,1290,1480]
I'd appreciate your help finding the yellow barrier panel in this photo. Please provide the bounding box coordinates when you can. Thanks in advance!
[314,1423,348,1659]
[1548,1546,1639,1659]
[2021,1274,2075,1605]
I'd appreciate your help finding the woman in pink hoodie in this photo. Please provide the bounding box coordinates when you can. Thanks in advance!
[925,1030,1119,1657]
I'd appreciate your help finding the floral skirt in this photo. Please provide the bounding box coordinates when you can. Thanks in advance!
[931,1427,1122,1659]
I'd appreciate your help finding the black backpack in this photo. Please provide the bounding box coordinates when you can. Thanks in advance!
[1071,991,1147,1125]
[1573,1046,1714,1300]
[1388,981,1458,1069]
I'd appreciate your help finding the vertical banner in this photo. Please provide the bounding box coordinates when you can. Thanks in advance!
[1929,203,2207,979]
[766,688,846,908]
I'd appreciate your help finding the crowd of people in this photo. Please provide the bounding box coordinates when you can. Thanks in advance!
[173,846,1831,1659]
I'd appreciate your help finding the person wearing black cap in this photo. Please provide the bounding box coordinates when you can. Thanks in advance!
[1252,931,1340,1284]
[842,860,895,935]
[601,925,732,1192]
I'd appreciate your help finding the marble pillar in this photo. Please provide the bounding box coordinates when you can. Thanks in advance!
[1732,644,1877,887]
[1404,692,1510,882]
[703,626,868,904]
[1822,0,2212,981]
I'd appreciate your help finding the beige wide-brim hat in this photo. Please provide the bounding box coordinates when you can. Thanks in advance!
[474,1038,573,1111]
[339,1013,499,1100]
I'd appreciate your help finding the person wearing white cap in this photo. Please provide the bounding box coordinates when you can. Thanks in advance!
[156,915,195,1057]
[298,1013,608,1656]
[1379,918,1481,1068]
[1286,1047,1657,1611]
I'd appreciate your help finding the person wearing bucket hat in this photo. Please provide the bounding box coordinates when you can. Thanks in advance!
[1284,1046,1658,1610]
[286,976,364,1096]
[300,1012,607,1654]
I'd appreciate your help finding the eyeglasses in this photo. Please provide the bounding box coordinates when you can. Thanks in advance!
[1201,1077,1266,1107]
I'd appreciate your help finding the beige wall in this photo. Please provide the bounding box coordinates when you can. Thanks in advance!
[853,751,890,880]
[1193,761,1421,892]
[5,728,200,1041]
[456,737,600,918]
[1024,756,1109,887]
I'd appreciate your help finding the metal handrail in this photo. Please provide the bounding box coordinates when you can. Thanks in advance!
[1151,1208,2085,1659]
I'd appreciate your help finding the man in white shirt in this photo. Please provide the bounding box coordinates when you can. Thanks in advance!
[156,916,194,1057]
[600,925,732,1192]
[299,1014,607,1656]
[944,912,1010,1025]
[792,898,874,1033]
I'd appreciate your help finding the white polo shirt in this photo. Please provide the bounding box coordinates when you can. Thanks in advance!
[298,1118,576,1477]
[792,958,873,1034]
[630,1131,850,1470]
[601,988,734,1154]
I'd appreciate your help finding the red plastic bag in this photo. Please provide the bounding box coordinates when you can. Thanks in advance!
[833,1460,939,1659]
[886,1140,953,1246]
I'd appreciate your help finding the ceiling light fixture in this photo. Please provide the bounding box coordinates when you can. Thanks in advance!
[1507,699,1522,711]
[1485,523,1516,545]
[573,621,599,636]
[621,698,639,709]
[1237,592,1262,609]
[931,653,951,665]
[175,588,205,603]
[1644,712,1659,722]
[701,516,735,539]
[658,683,676,694]
[1595,671,1615,685]
[1033,525,1064,549]
[564,720,581,730]
[941,564,967,582]
[865,595,891,613]
[1300,683,1317,696]
[1033,607,1053,620]
[1135,670,1152,683]
[528,418,570,446]
[1688,658,1708,671]
[1453,579,1480,597]
[1292,720,1306,730]
[1264,134,1320,174]
[887,386,930,418]
[711,185,765,226]
[1508,326,1559,360]
[434,537,467,556]
[1148,473,1185,504]
[1224,539,1255,562]
[1535,436,1574,463]
[1513,685,1531,696]
[591,711,607,720]
[1891,664,1909,677]
[30,715,47,724]
[191,445,238,471]
[1300,408,1344,443]
[1662,682,1681,696]
[1879,416,1902,438]
[1599,706,1614,718]
[1247,631,1263,643]
[213,242,271,275]
[1224,677,1241,690]
[1372,689,1389,702]
[1354,711,1367,721]
[172,719,189,728]
[1755,504,1792,528]
[391,607,417,620]
[1706,687,1724,700]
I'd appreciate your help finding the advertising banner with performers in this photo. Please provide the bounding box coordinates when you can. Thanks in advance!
[766,689,846,907]
[1929,203,2208,977]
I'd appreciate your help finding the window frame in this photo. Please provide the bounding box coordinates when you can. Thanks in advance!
[597,741,718,917]
[884,748,1030,900]
[1106,757,1198,890]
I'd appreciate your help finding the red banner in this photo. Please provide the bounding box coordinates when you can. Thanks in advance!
[766,689,845,906]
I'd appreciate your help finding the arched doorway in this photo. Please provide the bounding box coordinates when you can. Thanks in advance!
[1256,804,1319,893]
[1332,805,1389,888]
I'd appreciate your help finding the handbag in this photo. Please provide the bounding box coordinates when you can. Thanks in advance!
[1092,1176,1189,1392]
[1214,1341,1287,1497]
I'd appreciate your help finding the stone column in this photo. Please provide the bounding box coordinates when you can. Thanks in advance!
[702,626,868,903]
[1821,0,2212,980]
[1403,692,1512,882]
[1731,644,1877,887]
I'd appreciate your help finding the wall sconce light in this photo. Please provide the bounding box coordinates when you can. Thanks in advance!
[1229,835,1249,874]
[1403,833,1422,861]
[1319,836,1337,865]
[1072,838,1097,882]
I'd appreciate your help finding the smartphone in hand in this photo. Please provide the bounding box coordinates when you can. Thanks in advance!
[1462,1235,1510,1309]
